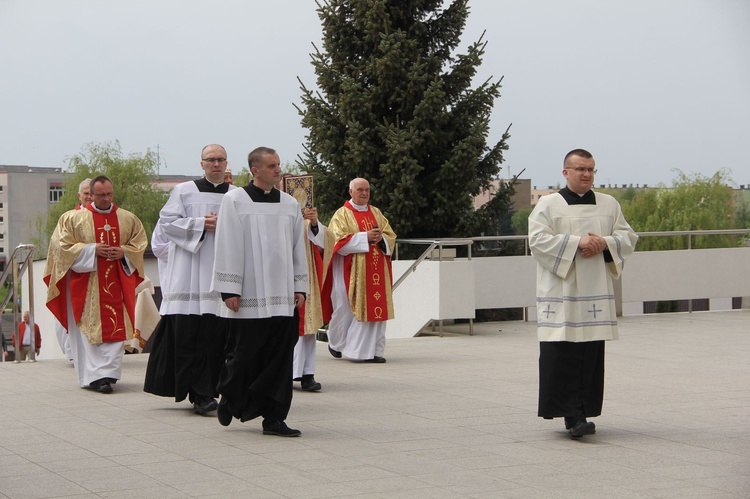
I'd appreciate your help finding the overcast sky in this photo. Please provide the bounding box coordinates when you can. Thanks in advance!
[1,0,748,189]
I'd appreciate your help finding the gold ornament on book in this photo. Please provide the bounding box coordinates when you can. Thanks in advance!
[281,174,314,212]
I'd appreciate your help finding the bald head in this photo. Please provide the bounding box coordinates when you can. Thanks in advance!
[201,144,227,158]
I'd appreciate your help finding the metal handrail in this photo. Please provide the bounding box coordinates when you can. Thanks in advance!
[0,244,37,363]
[635,229,750,236]
[634,229,750,250]
[394,229,750,261]
[391,238,475,336]
[392,239,473,290]
[391,229,750,322]
[470,235,531,255]
[0,244,36,310]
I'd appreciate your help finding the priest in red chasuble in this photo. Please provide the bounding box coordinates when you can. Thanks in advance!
[50,177,93,362]
[325,177,396,363]
[44,175,147,393]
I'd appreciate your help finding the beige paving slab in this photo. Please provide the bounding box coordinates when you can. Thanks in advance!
[0,310,748,498]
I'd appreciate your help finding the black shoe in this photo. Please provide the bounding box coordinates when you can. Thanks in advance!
[568,420,596,438]
[300,375,321,392]
[364,356,386,363]
[217,399,232,427]
[193,397,218,415]
[262,420,301,437]
[90,379,113,393]
[328,345,341,358]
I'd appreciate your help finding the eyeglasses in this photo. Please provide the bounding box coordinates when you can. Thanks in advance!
[566,167,597,174]
[202,158,227,164]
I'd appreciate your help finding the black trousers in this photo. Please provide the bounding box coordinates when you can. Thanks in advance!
[144,314,228,402]
[538,340,605,419]
[218,313,299,423]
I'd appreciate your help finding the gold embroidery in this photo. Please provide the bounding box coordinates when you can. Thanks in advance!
[103,263,116,296]
[134,329,146,349]
[361,218,378,231]
[327,204,396,322]
[44,207,147,344]
[98,218,114,245]
[301,222,325,335]
[104,303,124,336]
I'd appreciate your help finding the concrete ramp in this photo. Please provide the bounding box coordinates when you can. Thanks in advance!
[387,259,475,338]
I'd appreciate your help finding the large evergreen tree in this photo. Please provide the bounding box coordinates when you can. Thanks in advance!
[296,0,513,239]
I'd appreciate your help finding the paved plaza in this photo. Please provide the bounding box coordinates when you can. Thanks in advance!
[1,310,748,498]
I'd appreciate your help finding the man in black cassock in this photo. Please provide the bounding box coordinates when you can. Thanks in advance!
[529,148,638,438]
[144,144,235,414]
[211,146,308,437]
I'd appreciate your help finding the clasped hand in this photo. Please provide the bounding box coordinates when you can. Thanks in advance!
[96,243,124,261]
[204,212,218,232]
[367,227,383,244]
[579,232,607,258]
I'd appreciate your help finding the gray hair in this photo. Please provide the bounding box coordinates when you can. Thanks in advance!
[349,177,368,190]
[78,178,92,194]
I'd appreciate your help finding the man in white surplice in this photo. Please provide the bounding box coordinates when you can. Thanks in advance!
[211,146,308,437]
[143,144,236,415]
[150,223,170,295]
[529,148,638,439]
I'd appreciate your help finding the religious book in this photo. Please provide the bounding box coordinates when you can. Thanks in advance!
[282,174,314,211]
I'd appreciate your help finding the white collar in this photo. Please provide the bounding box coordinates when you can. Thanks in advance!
[91,204,113,214]
[349,200,368,211]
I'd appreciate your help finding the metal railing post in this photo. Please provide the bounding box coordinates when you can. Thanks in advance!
[12,258,20,363]
[28,249,37,362]
[0,244,37,363]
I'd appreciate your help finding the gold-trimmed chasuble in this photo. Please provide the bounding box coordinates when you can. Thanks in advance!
[44,204,147,344]
[327,201,396,322]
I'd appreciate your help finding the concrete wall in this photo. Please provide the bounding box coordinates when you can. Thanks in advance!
[473,256,536,309]
[389,247,750,337]
[621,248,750,301]
[19,246,750,354]
[389,259,475,339]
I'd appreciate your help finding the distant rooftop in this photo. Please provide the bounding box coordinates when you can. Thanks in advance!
[0,165,63,173]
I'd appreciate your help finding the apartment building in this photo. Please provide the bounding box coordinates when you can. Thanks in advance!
[474,178,532,212]
[0,165,64,272]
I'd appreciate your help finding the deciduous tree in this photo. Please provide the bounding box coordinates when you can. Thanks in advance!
[621,169,738,250]
[35,141,168,254]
